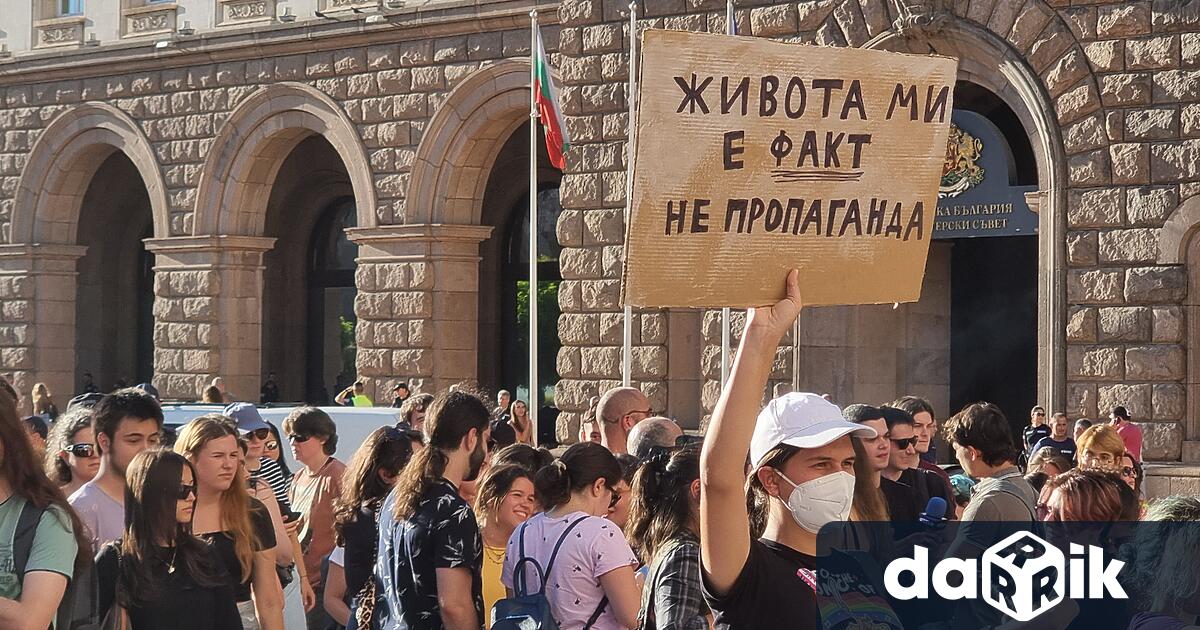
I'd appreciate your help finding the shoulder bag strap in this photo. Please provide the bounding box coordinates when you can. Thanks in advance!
[583,595,610,630]
[543,515,589,580]
[13,501,45,578]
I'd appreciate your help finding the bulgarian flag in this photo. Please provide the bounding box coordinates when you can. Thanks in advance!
[534,27,569,170]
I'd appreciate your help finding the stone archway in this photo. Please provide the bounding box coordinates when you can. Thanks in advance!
[349,60,539,394]
[864,13,1076,416]
[193,81,378,236]
[148,82,378,401]
[3,103,168,407]
[1159,194,1200,461]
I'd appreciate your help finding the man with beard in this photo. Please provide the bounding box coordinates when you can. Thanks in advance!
[374,389,491,630]
[283,406,348,629]
[68,387,163,550]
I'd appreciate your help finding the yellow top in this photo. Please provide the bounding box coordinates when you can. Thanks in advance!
[351,394,373,407]
[482,544,507,627]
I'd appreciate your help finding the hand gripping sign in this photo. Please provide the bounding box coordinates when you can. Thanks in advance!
[622,30,958,308]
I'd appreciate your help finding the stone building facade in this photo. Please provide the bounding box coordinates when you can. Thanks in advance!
[3,0,1200,485]
[549,0,1200,484]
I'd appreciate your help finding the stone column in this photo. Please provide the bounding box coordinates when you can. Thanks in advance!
[0,244,86,413]
[144,236,275,402]
[348,224,493,398]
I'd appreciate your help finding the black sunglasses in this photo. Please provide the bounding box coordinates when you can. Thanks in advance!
[243,428,270,441]
[288,433,310,443]
[890,437,919,450]
[608,487,621,510]
[66,443,96,458]
[177,483,196,501]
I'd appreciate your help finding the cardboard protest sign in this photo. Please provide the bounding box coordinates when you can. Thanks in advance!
[623,30,959,308]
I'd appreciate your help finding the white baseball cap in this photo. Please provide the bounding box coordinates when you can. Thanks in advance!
[749,392,878,468]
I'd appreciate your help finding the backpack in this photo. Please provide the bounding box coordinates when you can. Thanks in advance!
[490,515,609,630]
[13,501,102,630]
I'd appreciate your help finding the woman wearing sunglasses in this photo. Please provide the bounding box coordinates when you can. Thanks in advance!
[175,416,285,630]
[96,448,242,629]
[500,442,640,630]
[43,406,100,497]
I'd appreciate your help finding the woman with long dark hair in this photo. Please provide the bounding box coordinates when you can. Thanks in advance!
[43,406,100,497]
[509,400,533,445]
[175,416,285,630]
[95,449,241,629]
[627,444,708,630]
[323,426,416,627]
[501,442,640,630]
[474,463,537,625]
[0,378,88,629]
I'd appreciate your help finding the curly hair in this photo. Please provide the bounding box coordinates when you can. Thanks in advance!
[43,406,94,484]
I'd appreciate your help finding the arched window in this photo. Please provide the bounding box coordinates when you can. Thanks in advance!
[305,197,358,403]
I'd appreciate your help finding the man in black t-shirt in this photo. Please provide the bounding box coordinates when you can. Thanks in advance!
[699,272,901,630]
[1030,412,1077,461]
[372,390,489,630]
[878,406,954,523]
[1023,405,1050,452]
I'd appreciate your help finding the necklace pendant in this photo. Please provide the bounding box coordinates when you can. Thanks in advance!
[167,563,176,574]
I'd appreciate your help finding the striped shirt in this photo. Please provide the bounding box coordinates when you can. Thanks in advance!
[250,456,293,515]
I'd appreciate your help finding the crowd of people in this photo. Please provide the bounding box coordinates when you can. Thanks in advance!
[0,274,1196,629]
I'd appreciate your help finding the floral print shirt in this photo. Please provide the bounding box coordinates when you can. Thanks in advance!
[373,479,483,629]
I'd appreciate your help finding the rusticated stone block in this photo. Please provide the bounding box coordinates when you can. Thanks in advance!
[797,0,838,29]
[632,346,668,379]
[598,311,623,345]
[582,208,625,245]
[1126,186,1177,225]
[1142,422,1182,461]
[558,313,599,345]
[1097,306,1151,341]
[1097,2,1152,38]
[1066,307,1097,342]
[1152,306,1184,342]
[1069,188,1124,228]
[557,347,581,379]
[1098,228,1161,264]
[1125,344,1185,380]
[1067,382,1098,419]
[580,279,621,311]
[1125,107,1179,141]
[1063,114,1107,154]
[1153,383,1186,420]
[1067,149,1109,186]
[1125,266,1186,302]
[1067,268,1124,304]
[1084,41,1124,73]
[1067,345,1123,379]
[1098,383,1152,419]
[1126,35,1180,70]
[1101,73,1152,108]
[1153,70,1200,102]
[750,4,797,37]
[559,0,600,26]
[580,345,621,378]
[1110,143,1149,185]
[640,313,667,345]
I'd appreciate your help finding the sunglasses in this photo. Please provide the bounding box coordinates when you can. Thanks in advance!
[66,443,96,458]
[177,483,196,501]
[608,487,621,510]
[1120,466,1136,477]
[243,428,270,441]
[265,440,278,451]
[288,434,310,443]
[890,437,919,450]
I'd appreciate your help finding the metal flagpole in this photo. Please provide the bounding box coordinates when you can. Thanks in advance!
[622,1,637,388]
[720,0,734,388]
[529,10,540,444]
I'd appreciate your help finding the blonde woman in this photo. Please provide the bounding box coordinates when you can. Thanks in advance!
[32,382,58,420]
[175,415,285,630]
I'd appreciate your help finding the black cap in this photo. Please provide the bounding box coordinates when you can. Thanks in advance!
[22,415,47,439]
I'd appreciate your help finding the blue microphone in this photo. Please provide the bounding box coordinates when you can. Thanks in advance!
[919,496,948,527]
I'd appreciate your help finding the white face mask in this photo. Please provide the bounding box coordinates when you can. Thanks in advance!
[775,470,856,534]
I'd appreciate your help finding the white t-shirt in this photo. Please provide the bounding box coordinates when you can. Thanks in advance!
[328,545,344,567]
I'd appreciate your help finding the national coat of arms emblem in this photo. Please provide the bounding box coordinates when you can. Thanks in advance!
[939,123,985,199]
